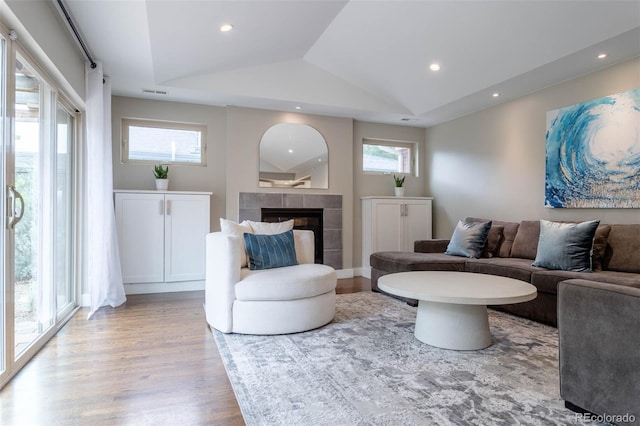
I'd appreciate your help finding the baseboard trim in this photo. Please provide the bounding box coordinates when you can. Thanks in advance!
[336,269,354,279]
[123,280,205,295]
[361,266,372,279]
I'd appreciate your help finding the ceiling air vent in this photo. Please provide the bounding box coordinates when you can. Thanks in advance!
[401,117,419,122]
[142,89,168,95]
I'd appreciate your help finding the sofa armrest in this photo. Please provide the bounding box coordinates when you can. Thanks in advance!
[205,232,242,333]
[293,229,314,265]
[414,239,450,253]
[558,279,640,421]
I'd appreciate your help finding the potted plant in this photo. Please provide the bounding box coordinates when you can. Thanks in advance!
[393,175,405,197]
[154,164,169,190]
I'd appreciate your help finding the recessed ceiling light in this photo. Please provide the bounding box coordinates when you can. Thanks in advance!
[429,63,441,72]
[295,106,302,110]
[492,92,500,98]
[288,149,293,153]
[220,24,233,32]
[597,53,607,59]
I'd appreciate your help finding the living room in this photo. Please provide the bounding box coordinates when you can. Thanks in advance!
[0,0,639,424]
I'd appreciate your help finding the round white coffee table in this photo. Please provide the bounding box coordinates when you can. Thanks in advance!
[378,271,537,350]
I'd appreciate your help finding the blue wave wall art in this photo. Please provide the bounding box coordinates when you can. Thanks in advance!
[545,88,640,208]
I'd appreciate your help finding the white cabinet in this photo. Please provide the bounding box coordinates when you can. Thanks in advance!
[361,196,433,278]
[114,190,211,293]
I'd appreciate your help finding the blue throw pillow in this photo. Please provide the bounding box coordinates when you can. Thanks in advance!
[445,220,492,259]
[532,220,600,272]
[243,230,298,270]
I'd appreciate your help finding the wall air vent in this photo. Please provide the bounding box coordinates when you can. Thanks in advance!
[142,89,168,95]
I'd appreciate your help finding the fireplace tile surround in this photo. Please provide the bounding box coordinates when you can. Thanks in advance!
[239,193,343,270]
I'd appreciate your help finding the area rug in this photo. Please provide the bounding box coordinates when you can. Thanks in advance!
[213,292,587,425]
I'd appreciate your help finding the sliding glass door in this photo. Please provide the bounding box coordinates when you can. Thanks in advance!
[54,102,75,319]
[13,54,54,357]
[0,39,79,386]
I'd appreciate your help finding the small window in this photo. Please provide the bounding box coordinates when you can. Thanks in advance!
[363,139,415,174]
[122,118,207,165]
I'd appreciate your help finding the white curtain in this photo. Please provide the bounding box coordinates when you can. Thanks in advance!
[86,62,126,318]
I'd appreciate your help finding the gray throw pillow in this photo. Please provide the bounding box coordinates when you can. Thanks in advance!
[445,220,492,259]
[532,219,600,272]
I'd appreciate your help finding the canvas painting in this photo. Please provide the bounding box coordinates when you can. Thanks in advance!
[545,88,640,208]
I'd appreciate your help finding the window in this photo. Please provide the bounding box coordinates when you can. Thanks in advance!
[122,118,207,165]
[363,139,415,175]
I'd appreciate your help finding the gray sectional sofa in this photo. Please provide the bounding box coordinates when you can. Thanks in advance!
[558,279,639,425]
[369,217,640,422]
[370,217,640,326]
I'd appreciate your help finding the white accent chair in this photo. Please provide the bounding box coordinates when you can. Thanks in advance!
[205,229,337,334]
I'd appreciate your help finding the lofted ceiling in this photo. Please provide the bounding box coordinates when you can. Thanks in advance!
[62,0,640,127]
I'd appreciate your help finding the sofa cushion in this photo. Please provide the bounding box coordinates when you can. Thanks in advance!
[510,221,540,260]
[604,224,640,273]
[370,252,466,273]
[466,217,520,258]
[592,225,612,272]
[237,264,336,301]
[465,257,538,283]
[244,230,298,270]
[414,239,450,253]
[532,220,600,272]
[532,269,640,294]
[445,220,492,258]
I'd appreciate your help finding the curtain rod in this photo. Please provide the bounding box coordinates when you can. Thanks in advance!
[55,0,97,69]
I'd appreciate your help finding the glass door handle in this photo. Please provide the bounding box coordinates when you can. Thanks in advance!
[7,185,25,229]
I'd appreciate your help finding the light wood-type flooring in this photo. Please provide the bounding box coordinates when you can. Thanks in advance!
[0,277,371,426]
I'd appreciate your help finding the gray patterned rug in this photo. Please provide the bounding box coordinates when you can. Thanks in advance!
[213,291,588,425]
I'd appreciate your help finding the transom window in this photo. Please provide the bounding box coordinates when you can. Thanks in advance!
[122,118,207,165]
[362,139,416,175]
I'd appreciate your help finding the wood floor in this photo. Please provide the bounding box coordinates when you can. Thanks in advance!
[0,277,371,426]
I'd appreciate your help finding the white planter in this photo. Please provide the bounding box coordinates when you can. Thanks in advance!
[155,179,169,191]
[394,187,405,197]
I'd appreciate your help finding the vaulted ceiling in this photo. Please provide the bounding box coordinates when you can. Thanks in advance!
[63,0,640,127]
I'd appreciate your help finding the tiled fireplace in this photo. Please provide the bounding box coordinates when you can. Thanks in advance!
[239,193,343,270]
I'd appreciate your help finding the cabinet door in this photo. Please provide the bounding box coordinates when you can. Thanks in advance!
[164,194,210,282]
[403,200,433,251]
[373,201,404,252]
[115,193,165,283]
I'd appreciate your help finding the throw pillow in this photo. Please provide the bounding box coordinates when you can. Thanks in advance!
[481,225,504,258]
[445,220,493,259]
[220,218,253,268]
[510,221,541,260]
[591,224,611,272]
[247,219,295,235]
[532,219,600,272]
[243,230,298,270]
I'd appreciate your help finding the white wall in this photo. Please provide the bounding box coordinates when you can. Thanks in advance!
[111,96,227,232]
[425,57,640,238]
[225,106,354,269]
[352,120,427,267]
[2,0,85,104]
